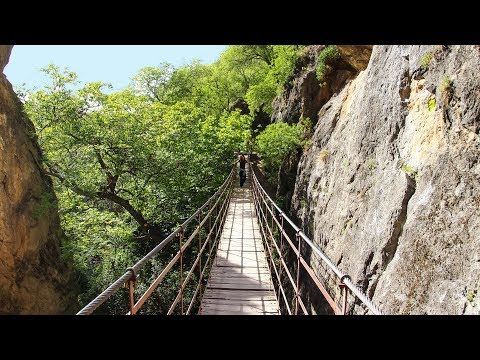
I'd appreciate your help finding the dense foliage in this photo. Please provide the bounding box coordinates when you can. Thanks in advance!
[255,118,312,182]
[21,45,303,313]
[316,45,340,83]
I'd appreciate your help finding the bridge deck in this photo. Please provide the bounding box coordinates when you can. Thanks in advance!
[200,168,279,315]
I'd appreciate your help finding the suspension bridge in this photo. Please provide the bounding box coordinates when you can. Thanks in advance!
[77,156,383,315]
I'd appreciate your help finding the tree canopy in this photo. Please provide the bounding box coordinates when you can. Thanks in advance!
[21,45,304,313]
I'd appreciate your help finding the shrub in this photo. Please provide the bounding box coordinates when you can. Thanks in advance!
[366,158,377,172]
[419,52,433,70]
[32,191,55,220]
[439,75,453,94]
[465,288,477,307]
[316,46,340,82]
[255,121,308,181]
[401,164,418,180]
[428,98,436,111]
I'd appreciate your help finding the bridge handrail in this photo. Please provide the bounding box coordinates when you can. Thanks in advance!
[77,166,235,315]
[250,159,383,315]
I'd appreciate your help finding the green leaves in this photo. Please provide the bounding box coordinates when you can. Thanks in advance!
[255,119,310,180]
[244,45,301,115]
[22,46,305,312]
[132,63,174,102]
[316,45,340,82]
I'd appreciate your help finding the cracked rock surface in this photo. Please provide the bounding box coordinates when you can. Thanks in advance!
[0,46,78,314]
[282,45,480,314]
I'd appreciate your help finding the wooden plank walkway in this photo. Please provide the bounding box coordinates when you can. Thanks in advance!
[200,166,279,315]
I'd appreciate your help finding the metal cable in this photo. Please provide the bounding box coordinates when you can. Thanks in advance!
[78,157,383,316]
[250,163,384,315]
[76,168,234,315]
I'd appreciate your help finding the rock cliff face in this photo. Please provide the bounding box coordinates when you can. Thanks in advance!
[0,46,78,314]
[276,45,480,314]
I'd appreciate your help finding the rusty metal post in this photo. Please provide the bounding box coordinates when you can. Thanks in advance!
[295,231,302,315]
[126,267,136,315]
[278,214,284,313]
[198,212,203,303]
[128,280,135,315]
[208,210,212,255]
[340,275,351,315]
[270,202,275,254]
[178,227,184,315]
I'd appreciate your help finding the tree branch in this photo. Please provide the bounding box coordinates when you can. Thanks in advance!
[97,190,163,241]
[44,164,94,199]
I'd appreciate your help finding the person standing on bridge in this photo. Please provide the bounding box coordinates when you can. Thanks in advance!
[239,154,247,187]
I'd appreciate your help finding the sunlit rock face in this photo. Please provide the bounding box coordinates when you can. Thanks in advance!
[275,45,480,314]
[0,45,78,314]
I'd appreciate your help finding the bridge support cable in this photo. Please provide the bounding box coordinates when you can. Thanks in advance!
[77,168,235,315]
[250,158,383,315]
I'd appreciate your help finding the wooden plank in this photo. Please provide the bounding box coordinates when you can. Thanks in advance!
[218,238,262,243]
[200,171,278,315]
[201,298,277,306]
[218,236,262,242]
[209,271,272,277]
[218,242,263,251]
[208,272,272,280]
[210,264,268,271]
[207,281,272,289]
[215,252,269,262]
[217,246,263,252]
[216,247,263,252]
[215,249,267,257]
[209,267,271,275]
[201,309,278,315]
[208,274,272,282]
[215,253,268,260]
[202,299,278,306]
[201,303,278,314]
[214,261,269,269]
[215,249,266,256]
[209,272,271,281]
[202,290,276,301]
[206,283,271,291]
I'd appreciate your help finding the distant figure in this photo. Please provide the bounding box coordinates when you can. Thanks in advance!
[239,154,247,187]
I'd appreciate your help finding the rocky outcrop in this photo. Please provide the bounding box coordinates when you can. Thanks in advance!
[337,45,373,71]
[271,45,373,209]
[289,45,480,314]
[271,45,368,127]
[0,45,78,314]
[230,98,250,115]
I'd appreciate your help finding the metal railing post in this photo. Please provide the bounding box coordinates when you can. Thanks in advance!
[178,227,184,315]
[128,278,136,315]
[126,267,137,315]
[340,275,351,315]
[295,231,302,315]
[278,214,284,314]
[198,211,203,303]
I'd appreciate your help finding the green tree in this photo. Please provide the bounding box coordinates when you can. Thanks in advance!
[131,63,174,102]
[21,44,308,313]
[23,64,252,313]
[255,119,310,181]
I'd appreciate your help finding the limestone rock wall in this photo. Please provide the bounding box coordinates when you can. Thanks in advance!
[281,45,479,314]
[0,45,78,314]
